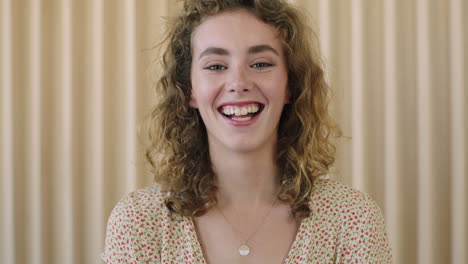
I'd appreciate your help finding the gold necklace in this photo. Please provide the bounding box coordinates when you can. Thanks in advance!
[215,198,277,256]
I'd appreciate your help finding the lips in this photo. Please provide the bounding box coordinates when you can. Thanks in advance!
[217,102,264,121]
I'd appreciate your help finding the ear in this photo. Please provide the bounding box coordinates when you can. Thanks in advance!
[189,92,198,108]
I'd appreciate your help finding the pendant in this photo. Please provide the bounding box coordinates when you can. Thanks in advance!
[239,244,250,256]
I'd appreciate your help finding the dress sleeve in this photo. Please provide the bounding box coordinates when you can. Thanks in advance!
[336,194,393,263]
[101,193,141,264]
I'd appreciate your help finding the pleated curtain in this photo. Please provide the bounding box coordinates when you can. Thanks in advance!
[0,0,466,263]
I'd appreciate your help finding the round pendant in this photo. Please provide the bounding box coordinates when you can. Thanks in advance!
[239,244,250,256]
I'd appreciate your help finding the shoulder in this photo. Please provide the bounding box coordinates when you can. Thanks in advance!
[106,185,174,235]
[310,178,376,210]
[309,178,386,230]
[107,185,172,226]
[102,185,170,263]
[309,178,393,262]
[114,185,168,214]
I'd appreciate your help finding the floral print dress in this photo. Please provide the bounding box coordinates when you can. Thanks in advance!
[102,179,392,263]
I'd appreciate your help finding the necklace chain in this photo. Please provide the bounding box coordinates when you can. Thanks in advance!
[215,198,277,255]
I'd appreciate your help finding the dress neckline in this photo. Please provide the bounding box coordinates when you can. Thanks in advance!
[186,214,308,264]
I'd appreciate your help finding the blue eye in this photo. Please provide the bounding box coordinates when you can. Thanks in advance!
[204,64,226,70]
[251,62,273,68]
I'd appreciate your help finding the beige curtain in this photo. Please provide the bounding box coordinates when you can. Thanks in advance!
[0,0,466,263]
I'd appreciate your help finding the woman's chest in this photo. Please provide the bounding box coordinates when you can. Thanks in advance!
[193,208,301,264]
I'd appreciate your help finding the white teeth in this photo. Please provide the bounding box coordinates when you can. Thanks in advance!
[222,106,233,115]
[221,103,260,116]
[251,104,259,113]
[231,116,252,121]
[241,107,248,115]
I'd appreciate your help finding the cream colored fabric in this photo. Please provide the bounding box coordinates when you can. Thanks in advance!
[0,0,466,264]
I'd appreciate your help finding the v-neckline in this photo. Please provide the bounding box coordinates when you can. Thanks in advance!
[186,216,307,264]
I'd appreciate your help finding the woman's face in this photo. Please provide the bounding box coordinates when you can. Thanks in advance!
[190,9,289,154]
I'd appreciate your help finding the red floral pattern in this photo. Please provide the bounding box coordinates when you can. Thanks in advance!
[102,179,392,263]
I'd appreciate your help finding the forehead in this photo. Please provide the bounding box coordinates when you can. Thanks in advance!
[191,9,283,55]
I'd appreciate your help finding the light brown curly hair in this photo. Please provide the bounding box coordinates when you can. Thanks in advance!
[144,0,340,219]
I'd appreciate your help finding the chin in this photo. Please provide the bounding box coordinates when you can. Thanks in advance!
[223,136,275,154]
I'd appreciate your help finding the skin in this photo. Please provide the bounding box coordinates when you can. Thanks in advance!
[190,9,300,263]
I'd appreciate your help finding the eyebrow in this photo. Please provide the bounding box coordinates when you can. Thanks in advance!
[198,44,279,60]
[198,47,229,60]
[247,44,279,56]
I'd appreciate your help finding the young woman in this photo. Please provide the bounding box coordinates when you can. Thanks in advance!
[102,0,392,263]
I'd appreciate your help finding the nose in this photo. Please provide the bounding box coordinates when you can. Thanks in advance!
[226,66,252,94]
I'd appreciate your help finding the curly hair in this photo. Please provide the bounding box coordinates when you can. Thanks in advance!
[144,0,340,219]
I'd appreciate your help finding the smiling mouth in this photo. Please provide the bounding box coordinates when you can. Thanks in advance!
[218,103,264,121]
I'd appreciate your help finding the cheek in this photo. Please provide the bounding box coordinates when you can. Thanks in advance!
[191,76,219,107]
[190,72,205,104]
[265,77,288,100]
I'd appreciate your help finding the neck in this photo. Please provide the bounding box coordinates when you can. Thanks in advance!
[209,143,281,210]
